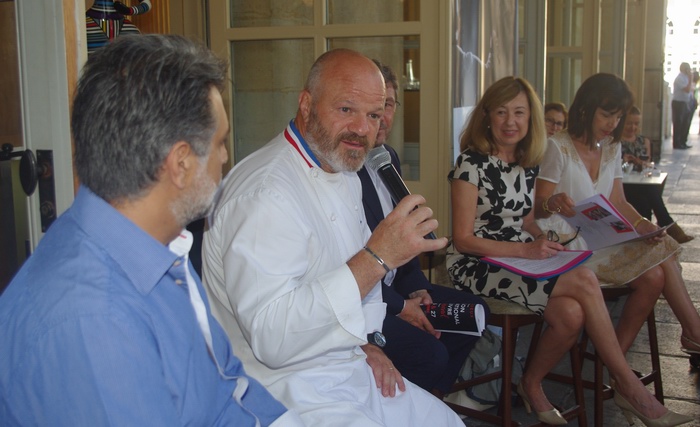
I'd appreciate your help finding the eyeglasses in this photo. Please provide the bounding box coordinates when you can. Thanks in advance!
[545,117,565,128]
[547,226,581,246]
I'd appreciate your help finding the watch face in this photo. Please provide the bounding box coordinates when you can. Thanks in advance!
[371,331,386,348]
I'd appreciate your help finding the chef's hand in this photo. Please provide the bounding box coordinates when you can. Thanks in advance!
[362,344,406,397]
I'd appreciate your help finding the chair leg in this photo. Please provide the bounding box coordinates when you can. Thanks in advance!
[647,310,664,403]
[569,345,588,427]
[594,350,605,427]
[524,322,544,370]
[500,315,514,427]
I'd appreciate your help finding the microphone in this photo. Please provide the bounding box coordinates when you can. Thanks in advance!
[365,145,436,240]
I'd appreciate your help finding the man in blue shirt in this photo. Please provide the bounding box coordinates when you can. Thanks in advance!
[0,35,301,426]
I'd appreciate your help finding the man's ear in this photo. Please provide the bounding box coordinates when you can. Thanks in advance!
[299,90,312,122]
[163,141,195,190]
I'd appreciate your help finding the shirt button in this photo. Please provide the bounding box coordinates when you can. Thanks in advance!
[173,260,182,267]
[330,214,336,221]
[175,279,183,285]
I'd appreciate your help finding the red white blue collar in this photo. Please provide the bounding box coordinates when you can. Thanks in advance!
[284,120,321,168]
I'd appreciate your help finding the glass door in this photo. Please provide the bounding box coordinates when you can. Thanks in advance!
[0,0,29,292]
[0,0,76,293]
[208,0,449,234]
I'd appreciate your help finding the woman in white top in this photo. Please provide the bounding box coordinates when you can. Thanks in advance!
[536,74,699,426]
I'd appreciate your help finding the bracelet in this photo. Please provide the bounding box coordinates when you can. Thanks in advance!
[633,217,648,228]
[542,197,555,214]
[363,246,391,273]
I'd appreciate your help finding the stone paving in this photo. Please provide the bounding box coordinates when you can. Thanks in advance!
[434,126,700,426]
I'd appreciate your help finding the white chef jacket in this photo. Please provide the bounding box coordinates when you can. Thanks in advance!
[202,122,462,426]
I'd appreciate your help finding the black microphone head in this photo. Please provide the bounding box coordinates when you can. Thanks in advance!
[366,145,392,171]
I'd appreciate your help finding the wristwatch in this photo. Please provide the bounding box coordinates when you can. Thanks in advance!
[367,331,387,348]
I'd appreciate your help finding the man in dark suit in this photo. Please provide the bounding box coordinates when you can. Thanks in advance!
[358,60,488,397]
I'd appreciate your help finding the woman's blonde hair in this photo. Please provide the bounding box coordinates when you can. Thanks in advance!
[459,76,546,168]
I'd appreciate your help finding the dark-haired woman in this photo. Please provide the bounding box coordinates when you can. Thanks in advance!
[536,73,698,426]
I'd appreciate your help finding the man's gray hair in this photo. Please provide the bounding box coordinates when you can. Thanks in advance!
[72,34,227,202]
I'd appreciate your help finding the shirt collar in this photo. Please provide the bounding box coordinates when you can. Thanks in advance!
[284,119,321,168]
[71,186,179,295]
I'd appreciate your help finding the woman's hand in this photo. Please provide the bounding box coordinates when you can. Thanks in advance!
[624,154,647,167]
[524,238,564,260]
[544,193,576,217]
[635,218,664,243]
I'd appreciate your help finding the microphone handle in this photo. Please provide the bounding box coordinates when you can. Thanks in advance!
[377,164,437,240]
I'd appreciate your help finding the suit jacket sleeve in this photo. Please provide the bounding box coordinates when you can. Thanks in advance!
[382,282,406,316]
[381,145,434,312]
[392,256,434,299]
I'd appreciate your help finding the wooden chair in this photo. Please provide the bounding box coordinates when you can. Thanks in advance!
[444,297,588,427]
[580,285,663,427]
[544,284,663,427]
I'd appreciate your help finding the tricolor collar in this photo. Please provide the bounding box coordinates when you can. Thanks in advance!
[284,120,321,168]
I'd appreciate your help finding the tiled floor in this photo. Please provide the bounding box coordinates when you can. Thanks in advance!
[434,124,700,426]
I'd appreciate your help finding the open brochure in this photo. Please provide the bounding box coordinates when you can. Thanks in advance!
[421,303,486,336]
[482,250,593,281]
[562,194,671,251]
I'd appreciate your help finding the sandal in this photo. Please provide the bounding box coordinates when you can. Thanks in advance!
[681,335,700,355]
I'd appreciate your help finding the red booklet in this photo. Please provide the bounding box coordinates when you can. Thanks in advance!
[482,250,593,281]
[421,303,486,336]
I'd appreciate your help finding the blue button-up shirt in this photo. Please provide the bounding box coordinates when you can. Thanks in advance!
[0,186,288,426]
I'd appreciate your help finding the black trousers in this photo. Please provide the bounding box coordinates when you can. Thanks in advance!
[672,100,691,147]
[381,285,489,394]
[623,184,674,227]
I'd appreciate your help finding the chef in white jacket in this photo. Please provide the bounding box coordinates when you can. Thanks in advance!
[202,49,463,426]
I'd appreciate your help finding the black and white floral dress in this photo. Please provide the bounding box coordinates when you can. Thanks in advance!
[621,135,648,159]
[446,149,558,315]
